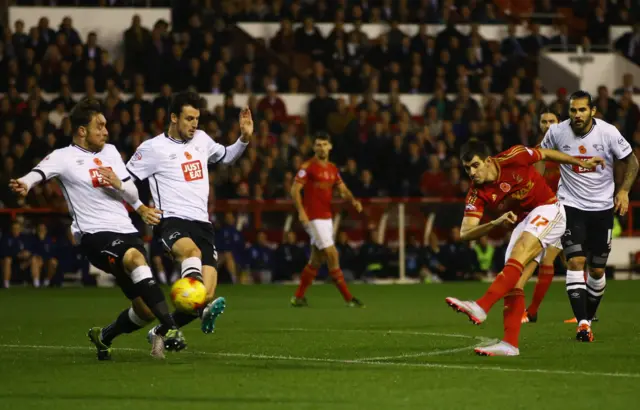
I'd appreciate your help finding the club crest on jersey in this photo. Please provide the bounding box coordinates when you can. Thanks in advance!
[132,152,142,161]
[593,144,604,152]
[169,154,177,160]
[182,160,203,181]
[578,145,587,154]
[491,194,497,201]
[93,158,103,166]
[89,167,113,187]
[512,173,523,183]
[500,182,511,192]
[562,145,571,151]
[184,151,193,160]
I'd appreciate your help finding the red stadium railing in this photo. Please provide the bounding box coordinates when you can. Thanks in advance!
[2,199,640,236]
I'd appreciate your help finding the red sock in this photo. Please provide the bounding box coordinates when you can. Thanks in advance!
[503,288,525,348]
[329,268,353,301]
[527,264,554,316]
[295,264,318,298]
[476,258,524,313]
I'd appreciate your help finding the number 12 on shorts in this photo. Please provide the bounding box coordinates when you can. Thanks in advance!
[530,215,549,227]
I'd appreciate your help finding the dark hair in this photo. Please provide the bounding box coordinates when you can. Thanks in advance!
[69,98,102,135]
[315,133,331,143]
[569,90,594,108]
[169,91,201,117]
[539,107,559,118]
[460,139,491,162]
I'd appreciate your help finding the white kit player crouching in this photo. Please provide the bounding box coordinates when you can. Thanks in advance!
[9,98,184,360]
[126,91,252,339]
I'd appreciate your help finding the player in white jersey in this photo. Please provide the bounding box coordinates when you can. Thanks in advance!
[540,90,639,341]
[125,91,252,339]
[9,98,185,360]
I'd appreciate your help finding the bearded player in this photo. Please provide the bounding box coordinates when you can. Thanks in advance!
[290,135,364,307]
[445,141,603,356]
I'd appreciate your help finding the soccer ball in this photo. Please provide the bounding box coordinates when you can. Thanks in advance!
[170,278,207,313]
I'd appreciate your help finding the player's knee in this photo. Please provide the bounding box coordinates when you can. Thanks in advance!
[324,247,339,265]
[567,256,586,271]
[131,299,155,322]
[172,238,201,262]
[49,258,59,269]
[122,248,147,271]
[589,268,606,279]
[509,233,542,265]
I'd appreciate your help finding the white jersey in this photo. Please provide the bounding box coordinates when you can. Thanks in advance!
[540,118,632,211]
[33,143,137,241]
[126,130,226,223]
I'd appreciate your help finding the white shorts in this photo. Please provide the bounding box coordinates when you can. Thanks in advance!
[304,219,334,250]
[505,202,566,265]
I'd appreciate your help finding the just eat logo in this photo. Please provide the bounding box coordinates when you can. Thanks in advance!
[182,160,203,181]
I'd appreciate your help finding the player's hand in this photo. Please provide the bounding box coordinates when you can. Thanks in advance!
[352,199,363,213]
[298,211,310,225]
[239,107,254,140]
[614,190,629,216]
[137,205,163,226]
[9,179,28,197]
[493,211,518,227]
[97,167,122,190]
[581,156,606,170]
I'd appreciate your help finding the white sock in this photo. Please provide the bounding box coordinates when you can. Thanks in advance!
[3,280,9,288]
[181,257,202,279]
[157,271,167,284]
[43,279,50,287]
[586,275,606,297]
[33,278,41,288]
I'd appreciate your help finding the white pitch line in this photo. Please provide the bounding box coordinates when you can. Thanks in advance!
[1,343,639,379]
[278,327,476,339]
[354,338,499,362]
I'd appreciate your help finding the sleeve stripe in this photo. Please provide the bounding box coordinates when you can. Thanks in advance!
[33,169,46,181]
[211,146,227,164]
[122,176,131,183]
[126,167,142,181]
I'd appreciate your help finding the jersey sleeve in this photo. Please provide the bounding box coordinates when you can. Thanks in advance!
[294,165,310,186]
[33,149,66,180]
[106,145,131,182]
[608,128,633,160]
[126,141,157,181]
[464,188,485,219]
[334,165,344,186]
[539,127,555,149]
[206,134,227,164]
[498,145,543,167]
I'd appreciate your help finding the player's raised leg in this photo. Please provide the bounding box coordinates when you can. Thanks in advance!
[89,243,185,360]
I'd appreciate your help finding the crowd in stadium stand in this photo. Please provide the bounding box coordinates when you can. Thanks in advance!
[1,1,639,286]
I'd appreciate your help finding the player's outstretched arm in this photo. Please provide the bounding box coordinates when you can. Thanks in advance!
[460,212,517,241]
[538,148,605,169]
[615,152,639,216]
[336,183,363,212]
[9,172,45,197]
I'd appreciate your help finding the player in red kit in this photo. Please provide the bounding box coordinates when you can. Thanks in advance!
[290,135,364,307]
[445,141,603,356]
[519,109,563,324]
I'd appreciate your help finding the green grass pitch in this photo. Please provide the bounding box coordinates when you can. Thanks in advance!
[1,282,639,410]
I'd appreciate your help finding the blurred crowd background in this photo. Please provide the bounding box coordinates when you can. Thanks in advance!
[0,0,638,287]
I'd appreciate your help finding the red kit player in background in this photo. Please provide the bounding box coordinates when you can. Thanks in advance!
[290,135,365,307]
[519,109,562,324]
[445,141,603,356]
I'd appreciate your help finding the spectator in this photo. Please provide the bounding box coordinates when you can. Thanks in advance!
[216,212,245,283]
[273,231,306,282]
[1,220,37,288]
[473,235,495,276]
[247,231,274,284]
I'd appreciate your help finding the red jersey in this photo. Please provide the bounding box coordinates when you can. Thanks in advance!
[295,158,343,220]
[464,145,557,222]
